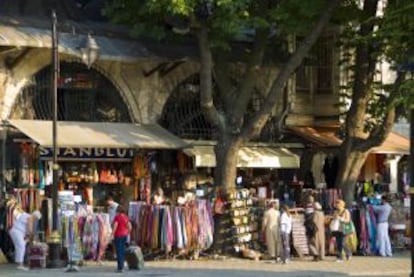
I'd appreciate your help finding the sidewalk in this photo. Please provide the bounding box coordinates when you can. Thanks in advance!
[0,252,410,277]
[148,252,410,277]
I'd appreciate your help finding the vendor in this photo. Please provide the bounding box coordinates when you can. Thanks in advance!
[152,187,166,205]
[9,209,42,271]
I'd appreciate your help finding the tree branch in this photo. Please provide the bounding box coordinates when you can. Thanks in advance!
[356,71,406,151]
[213,51,234,111]
[231,28,269,127]
[197,24,224,132]
[241,0,341,139]
[345,0,380,138]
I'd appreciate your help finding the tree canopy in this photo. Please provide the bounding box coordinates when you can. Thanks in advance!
[105,0,340,190]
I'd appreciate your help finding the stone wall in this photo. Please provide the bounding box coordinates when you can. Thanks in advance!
[0,48,199,124]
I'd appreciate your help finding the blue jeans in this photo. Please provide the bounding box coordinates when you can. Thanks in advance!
[114,236,127,270]
[333,231,351,259]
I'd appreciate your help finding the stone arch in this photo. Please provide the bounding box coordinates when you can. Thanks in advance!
[149,61,199,122]
[11,60,132,122]
[2,49,140,122]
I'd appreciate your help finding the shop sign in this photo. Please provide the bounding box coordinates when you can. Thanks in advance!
[39,146,135,161]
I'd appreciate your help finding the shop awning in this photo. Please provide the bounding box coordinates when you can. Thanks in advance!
[184,145,300,168]
[7,120,189,149]
[288,126,409,154]
[288,126,342,147]
[371,132,410,154]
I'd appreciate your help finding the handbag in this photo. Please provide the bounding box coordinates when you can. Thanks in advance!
[329,218,340,232]
[342,220,355,235]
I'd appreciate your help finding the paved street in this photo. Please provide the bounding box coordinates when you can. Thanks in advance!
[0,252,411,277]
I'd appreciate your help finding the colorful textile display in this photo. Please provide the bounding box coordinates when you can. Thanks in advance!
[348,205,378,255]
[129,200,213,253]
[62,215,83,262]
[301,189,342,212]
[13,189,41,213]
[77,213,111,261]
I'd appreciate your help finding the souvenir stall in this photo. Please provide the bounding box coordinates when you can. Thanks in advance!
[2,119,188,265]
[128,199,214,259]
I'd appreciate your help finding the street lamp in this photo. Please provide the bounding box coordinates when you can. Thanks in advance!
[47,9,63,268]
[79,33,99,69]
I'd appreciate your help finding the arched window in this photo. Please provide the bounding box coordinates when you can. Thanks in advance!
[12,62,131,122]
[160,74,279,142]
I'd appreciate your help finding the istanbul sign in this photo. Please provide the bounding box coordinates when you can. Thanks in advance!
[39,146,135,161]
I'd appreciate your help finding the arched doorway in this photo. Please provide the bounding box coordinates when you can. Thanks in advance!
[11,62,131,122]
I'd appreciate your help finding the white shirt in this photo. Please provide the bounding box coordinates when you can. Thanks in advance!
[108,202,119,224]
[13,213,31,233]
[280,212,292,234]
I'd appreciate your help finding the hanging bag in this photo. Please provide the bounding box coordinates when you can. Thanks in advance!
[342,220,355,235]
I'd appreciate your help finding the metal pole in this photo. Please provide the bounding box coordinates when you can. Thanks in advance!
[410,104,414,277]
[52,9,59,233]
[47,9,63,268]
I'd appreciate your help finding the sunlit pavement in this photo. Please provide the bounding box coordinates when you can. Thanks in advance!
[0,251,410,277]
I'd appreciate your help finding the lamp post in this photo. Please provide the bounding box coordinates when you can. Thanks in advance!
[79,34,99,69]
[47,9,63,268]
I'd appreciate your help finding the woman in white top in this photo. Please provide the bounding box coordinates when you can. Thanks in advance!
[9,209,42,271]
[280,204,292,264]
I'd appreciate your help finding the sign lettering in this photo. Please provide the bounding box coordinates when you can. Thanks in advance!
[39,146,135,161]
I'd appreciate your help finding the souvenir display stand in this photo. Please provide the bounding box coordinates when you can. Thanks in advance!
[128,199,214,259]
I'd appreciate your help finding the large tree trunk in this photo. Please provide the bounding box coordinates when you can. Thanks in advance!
[336,145,369,205]
[214,136,242,190]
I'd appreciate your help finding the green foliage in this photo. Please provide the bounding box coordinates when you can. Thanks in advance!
[105,0,331,49]
[337,0,414,127]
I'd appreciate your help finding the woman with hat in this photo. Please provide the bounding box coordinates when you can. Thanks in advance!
[8,208,42,271]
[332,199,352,262]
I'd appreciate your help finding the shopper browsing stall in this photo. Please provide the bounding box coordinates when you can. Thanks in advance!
[371,195,393,257]
[8,209,42,271]
[262,200,280,262]
[111,205,132,273]
[331,199,353,262]
[310,202,325,261]
[280,204,292,264]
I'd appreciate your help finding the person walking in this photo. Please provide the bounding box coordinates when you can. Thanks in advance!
[8,209,42,271]
[111,205,132,273]
[332,199,352,262]
[280,204,292,264]
[262,200,280,263]
[310,202,325,261]
[371,195,393,257]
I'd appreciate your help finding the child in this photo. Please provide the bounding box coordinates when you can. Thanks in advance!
[280,204,292,264]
